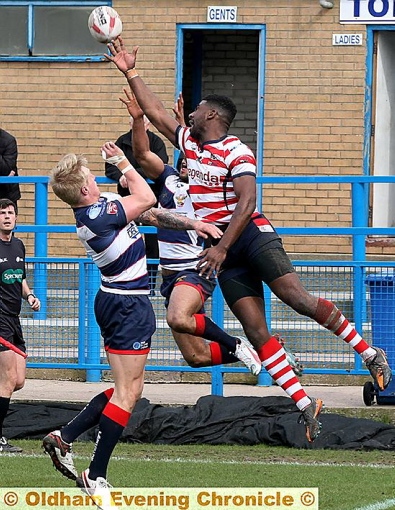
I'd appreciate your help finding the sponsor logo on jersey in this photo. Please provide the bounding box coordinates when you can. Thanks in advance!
[107,202,118,215]
[174,189,188,207]
[253,216,274,233]
[2,268,23,284]
[88,202,103,220]
[16,256,23,262]
[258,225,274,233]
[189,168,220,185]
[127,223,139,239]
[0,258,8,263]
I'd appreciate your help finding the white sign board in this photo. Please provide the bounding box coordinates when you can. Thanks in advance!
[207,6,237,23]
[332,33,363,45]
[340,0,395,24]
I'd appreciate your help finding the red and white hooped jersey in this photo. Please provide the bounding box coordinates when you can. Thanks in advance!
[177,126,259,225]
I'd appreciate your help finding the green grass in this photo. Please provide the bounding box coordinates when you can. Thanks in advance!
[0,440,394,510]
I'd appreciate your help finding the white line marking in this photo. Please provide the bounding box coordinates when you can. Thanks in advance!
[113,457,394,469]
[353,499,395,510]
[6,451,395,469]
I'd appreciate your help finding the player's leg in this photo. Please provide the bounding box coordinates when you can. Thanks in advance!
[0,318,25,453]
[171,330,241,368]
[264,247,392,390]
[167,280,234,346]
[82,352,147,483]
[220,271,323,442]
[77,292,155,489]
[13,351,26,392]
[0,349,23,452]
[43,290,123,480]
[12,321,27,392]
[43,387,114,480]
[77,351,147,504]
[166,273,260,374]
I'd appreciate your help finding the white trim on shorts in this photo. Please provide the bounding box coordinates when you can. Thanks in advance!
[100,286,150,295]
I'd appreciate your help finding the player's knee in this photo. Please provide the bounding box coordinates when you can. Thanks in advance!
[116,391,141,413]
[0,375,18,395]
[167,313,189,333]
[14,379,25,392]
[128,383,144,406]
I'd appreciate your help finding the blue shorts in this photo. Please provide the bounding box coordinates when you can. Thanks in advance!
[0,314,25,353]
[94,290,156,354]
[160,269,216,311]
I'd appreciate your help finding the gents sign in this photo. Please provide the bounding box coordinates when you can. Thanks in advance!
[340,0,395,23]
[207,6,237,22]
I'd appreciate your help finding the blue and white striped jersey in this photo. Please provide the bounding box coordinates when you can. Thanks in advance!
[73,192,149,294]
[156,165,203,271]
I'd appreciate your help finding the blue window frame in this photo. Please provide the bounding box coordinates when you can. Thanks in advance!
[0,1,111,61]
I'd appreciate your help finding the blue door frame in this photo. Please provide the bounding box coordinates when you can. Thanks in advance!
[364,25,395,209]
[175,23,266,208]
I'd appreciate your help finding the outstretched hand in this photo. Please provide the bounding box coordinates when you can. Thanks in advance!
[172,92,186,126]
[105,36,139,73]
[194,221,223,240]
[119,88,144,119]
[101,141,124,160]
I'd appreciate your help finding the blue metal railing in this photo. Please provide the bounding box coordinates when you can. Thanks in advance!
[6,175,395,394]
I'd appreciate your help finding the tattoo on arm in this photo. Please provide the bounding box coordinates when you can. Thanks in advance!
[137,209,195,230]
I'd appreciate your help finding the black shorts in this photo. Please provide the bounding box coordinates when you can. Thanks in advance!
[0,314,25,353]
[218,239,295,309]
[160,269,216,311]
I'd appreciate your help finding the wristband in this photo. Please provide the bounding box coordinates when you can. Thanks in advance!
[26,293,36,300]
[102,152,126,165]
[121,164,135,175]
[125,69,139,79]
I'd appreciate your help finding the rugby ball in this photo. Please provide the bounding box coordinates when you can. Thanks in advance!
[88,6,122,44]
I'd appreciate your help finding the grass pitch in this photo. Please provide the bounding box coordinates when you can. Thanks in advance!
[0,440,394,510]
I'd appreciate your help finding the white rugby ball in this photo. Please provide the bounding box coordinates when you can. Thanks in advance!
[88,6,122,44]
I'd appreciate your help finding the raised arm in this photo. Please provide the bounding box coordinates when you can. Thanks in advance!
[138,208,223,240]
[120,89,166,180]
[101,141,156,222]
[106,37,179,146]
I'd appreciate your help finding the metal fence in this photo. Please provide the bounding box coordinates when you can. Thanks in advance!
[8,175,395,395]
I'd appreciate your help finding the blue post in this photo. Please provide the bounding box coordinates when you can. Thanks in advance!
[33,181,48,319]
[210,284,224,395]
[257,283,273,386]
[85,262,101,382]
[77,260,86,368]
[351,182,367,371]
[210,366,224,396]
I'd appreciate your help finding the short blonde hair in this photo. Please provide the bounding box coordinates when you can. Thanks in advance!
[50,154,88,207]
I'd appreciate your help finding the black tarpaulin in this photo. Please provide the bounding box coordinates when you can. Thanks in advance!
[4,396,395,450]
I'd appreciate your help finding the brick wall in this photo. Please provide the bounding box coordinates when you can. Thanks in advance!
[0,0,381,258]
